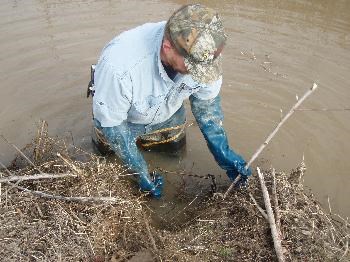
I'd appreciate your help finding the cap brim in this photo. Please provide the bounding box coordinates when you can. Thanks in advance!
[184,55,222,84]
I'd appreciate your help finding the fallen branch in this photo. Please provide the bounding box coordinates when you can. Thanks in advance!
[224,82,318,198]
[257,167,285,262]
[1,164,125,204]
[11,182,125,204]
[249,193,268,220]
[0,173,77,183]
[272,168,281,235]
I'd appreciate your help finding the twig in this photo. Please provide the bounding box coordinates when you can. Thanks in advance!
[272,168,281,235]
[341,238,349,260]
[257,167,285,262]
[295,108,350,111]
[34,120,47,162]
[0,173,77,183]
[170,194,199,222]
[224,83,318,198]
[0,134,44,174]
[328,196,332,214]
[57,153,82,175]
[1,163,125,204]
[249,193,268,220]
[142,211,158,253]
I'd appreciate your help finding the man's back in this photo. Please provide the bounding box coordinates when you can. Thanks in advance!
[97,22,165,79]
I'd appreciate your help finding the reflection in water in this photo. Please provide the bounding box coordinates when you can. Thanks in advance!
[0,0,349,217]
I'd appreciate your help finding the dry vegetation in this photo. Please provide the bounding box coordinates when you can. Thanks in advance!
[0,124,349,261]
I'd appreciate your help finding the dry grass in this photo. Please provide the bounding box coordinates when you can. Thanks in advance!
[0,124,348,261]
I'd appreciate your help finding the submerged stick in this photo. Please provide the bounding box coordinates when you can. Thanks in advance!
[257,167,285,262]
[224,83,318,198]
[295,108,350,111]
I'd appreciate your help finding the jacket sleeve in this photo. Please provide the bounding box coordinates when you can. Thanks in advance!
[189,95,251,180]
[93,59,132,127]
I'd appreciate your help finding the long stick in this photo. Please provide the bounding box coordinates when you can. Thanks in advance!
[12,183,125,204]
[1,165,125,204]
[0,173,77,183]
[224,83,318,198]
[295,108,350,111]
[257,167,285,262]
[272,168,281,235]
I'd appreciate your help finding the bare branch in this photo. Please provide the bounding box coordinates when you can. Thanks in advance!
[11,183,126,204]
[272,168,281,235]
[0,173,77,183]
[257,167,285,262]
[249,193,268,220]
[224,83,318,198]
[0,165,125,204]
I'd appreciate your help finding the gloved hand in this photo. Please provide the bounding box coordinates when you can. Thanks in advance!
[94,120,164,198]
[226,157,252,188]
[190,95,252,189]
[151,172,164,199]
[139,172,163,199]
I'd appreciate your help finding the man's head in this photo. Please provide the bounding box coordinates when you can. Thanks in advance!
[161,4,227,84]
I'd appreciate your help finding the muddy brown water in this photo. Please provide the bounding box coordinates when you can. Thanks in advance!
[0,0,349,218]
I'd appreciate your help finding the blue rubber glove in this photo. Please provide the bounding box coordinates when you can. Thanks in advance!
[226,159,252,188]
[94,119,163,198]
[190,95,251,186]
[139,172,163,199]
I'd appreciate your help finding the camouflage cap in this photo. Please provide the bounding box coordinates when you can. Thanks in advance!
[166,4,227,84]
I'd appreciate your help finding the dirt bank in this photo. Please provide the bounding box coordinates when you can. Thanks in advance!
[0,129,348,261]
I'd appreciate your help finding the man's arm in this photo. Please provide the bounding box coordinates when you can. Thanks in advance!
[189,95,251,183]
[94,120,162,198]
[93,61,162,197]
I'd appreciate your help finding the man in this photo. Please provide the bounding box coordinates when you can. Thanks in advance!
[90,4,251,198]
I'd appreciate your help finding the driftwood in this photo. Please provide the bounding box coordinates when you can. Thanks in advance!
[224,83,318,198]
[257,167,285,262]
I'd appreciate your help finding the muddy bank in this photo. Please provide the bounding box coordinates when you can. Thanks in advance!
[0,130,348,261]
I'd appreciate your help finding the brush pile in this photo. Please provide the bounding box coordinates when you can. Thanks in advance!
[0,124,348,261]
